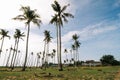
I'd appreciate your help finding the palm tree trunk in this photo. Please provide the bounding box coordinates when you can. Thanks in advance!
[3,50,8,66]
[0,37,4,57]
[76,48,79,66]
[42,41,46,68]
[58,26,63,71]
[54,55,55,65]
[6,48,12,67]
[10,39,17,68]
[22,23,30,71]
[12,38,19,69]
[47,42,49,65]
[75,45,77,67]
[56,26,60,68]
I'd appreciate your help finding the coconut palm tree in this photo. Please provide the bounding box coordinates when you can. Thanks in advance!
[30,52,34,67]
[0,29,10,57]
[43,30,52,68]
[72,34,81,66]
[64,49,68,64]
[50,1,74,71]
[72,34,79,42]
[36,53,41,67]
[10,36,18,69]
[75,40,81,61]
[13,6,41,71]
[3,49,8,66]
[72,34,79,61]
[52,49,56,64]
[6,46,13,67]
[71,44,75,65]
[11,29,25,70]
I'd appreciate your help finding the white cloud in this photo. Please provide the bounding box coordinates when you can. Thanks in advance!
[114,0,120,7]
[61,22,119,43]
[79,23,118,41]
[0,0,76,29]
[62,31,79,42]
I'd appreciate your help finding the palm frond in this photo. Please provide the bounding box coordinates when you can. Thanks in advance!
[6,35,11,39]
[51,4,59,12]
[64,13,74,18]
[13,15,25,20]
[61,4,70,12]
[32,19,41,27]
[50,14,58,24]
[72,34,79,41]
[62,15,68,23]
[53,1,61,12]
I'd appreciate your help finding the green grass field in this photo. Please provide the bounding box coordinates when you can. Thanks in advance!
[0,66,120,80]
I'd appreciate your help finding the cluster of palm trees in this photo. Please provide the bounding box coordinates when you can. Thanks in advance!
[72,34,81,66]
[0,1,77,71]
[0,29,25,69]
[63,34,81,67]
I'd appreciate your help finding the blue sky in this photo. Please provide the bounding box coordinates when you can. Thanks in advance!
[70,0,120,61]
[0,0,120,65]
[50,0,120,61]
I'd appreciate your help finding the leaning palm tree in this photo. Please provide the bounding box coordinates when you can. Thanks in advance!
[0,29,10,57]
[6,46,13,67]
[11,29,25,70]
[50,1,74,71]
[13,6,41,71]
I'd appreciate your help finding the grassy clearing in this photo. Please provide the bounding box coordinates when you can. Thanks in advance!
[0,66,120,80]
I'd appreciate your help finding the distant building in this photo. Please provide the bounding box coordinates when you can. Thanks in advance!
[82,60,102,67]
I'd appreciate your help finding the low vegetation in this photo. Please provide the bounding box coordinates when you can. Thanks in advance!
[0,66,120,80]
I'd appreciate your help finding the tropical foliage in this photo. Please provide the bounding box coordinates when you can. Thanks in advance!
[50,0,74,71]
[13,6,41,71]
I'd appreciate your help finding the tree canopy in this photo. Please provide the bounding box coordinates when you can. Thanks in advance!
[100,55,120,66]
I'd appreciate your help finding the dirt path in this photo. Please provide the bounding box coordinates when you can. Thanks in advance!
[115,69,120,80]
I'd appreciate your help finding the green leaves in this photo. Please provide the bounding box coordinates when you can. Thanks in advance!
[13,6,41,27]
[0,29,10,39]
[51,1,61,12]
[44,30,52,43]
[50,1,74,27]
[14,29,25,40]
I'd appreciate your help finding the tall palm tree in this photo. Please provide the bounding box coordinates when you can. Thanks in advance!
[71,44,75,62]
[3,49,8,66]
[72,34,79,42]
[13,6,41,71]
[52,49,56,64]
[36,53,41,67]
[11,29,25,70]
[0,29,10,57]
[50,1,74,71]
[75,40,81,61]
[64,49,68,64]
[72,34,81,66]
[30,52,34,67]
[43,30,52,68]
[6,46,13,67]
